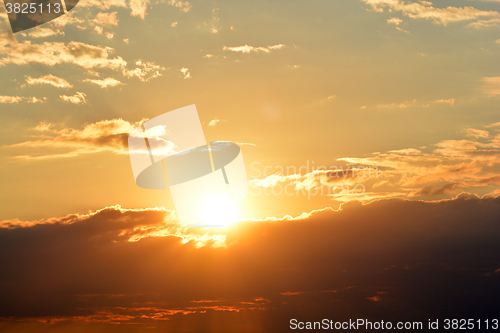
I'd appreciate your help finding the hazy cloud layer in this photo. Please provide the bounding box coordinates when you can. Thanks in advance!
[481,76,500,95]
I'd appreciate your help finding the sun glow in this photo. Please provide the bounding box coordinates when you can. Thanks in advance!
[199,196,237,227]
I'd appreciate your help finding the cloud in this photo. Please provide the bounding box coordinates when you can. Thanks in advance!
[222,44,286,53]
[468,18,500,28]
[316,94,336,104]
[235,142,257,147]
[79,0,152,19]
[387,17,403,25]
[123,60,166,82]
[79,0,128,10]
[0,39,164,84]
[2,119,143,159]
[0,41,127,70]
[1,117,212,160]
[0,15,15,49]
[411,182,460,196]
[362,0,499,26]
[130,0,151,19]
[27,97,47,103]
[485,122,500,128]
[0,95,47,103]
[0,195,499,329]
[433,98,455,105]
[0,95,23,104]
[376,98,454,108]
[179,67,191,79]
[463,128,490,138]
[248,123,500,203]
[24,74,73,89]
[25,27,65,38]
[208,118,226,127]
[94,25,116,38]
[79,0,188,19]
[91,12,119,37]
[268,44,286,50]
[84,77,124,88]
[200,8,221,34]
[59,92,87,104]
[481,76,500,96]
[93,12,119,26]
[337,130,500,198]
[49,11,86,28]
[168,0,192,13]
[249,167,380,201]
[377,99,415,108]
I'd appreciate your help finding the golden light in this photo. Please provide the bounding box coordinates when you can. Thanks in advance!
[199,195,237,227]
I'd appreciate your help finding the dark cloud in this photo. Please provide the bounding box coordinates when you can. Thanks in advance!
[2,119,140,159]
[412,183,459,196]
[1,194,500,332]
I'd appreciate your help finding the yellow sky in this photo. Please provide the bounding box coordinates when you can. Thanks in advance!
[1,0,500,222]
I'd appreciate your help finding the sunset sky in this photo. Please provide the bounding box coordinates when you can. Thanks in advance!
[1,0,500,331]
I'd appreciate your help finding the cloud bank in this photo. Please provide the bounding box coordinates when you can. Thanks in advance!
[0,194,499,331]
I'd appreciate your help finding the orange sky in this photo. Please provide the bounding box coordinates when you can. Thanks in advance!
[1,0,500,331]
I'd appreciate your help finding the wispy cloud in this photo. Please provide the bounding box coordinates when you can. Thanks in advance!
[433,98,455,106]
[223,44,286,53]
[91,11,119,36]
[24,27,65,38]
[168,0,192,13]
[485,122,500,128]
[123,60,166,82]
[93,12,119,26]
[2,119,143,159]
[249,125,500,201]
[463,128,489,138]
[0,95,23,104]
[179,67,191,79]
[24,74,73,89]
[481,76,500,96]
[59,92,87,104]
[208,118,226,127]
[387,17,403,25]
[362,0,499,26]
[0,41,127,70]
[129,0,151,19]
[79,0,151,19]
[27,97,47,103]
[0,95,46,103]
[377,98,455,108]
[83,77,124,88]
[468,18,500,28]
[337,130,500,198]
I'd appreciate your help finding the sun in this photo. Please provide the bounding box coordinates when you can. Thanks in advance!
[199,196,237,227]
